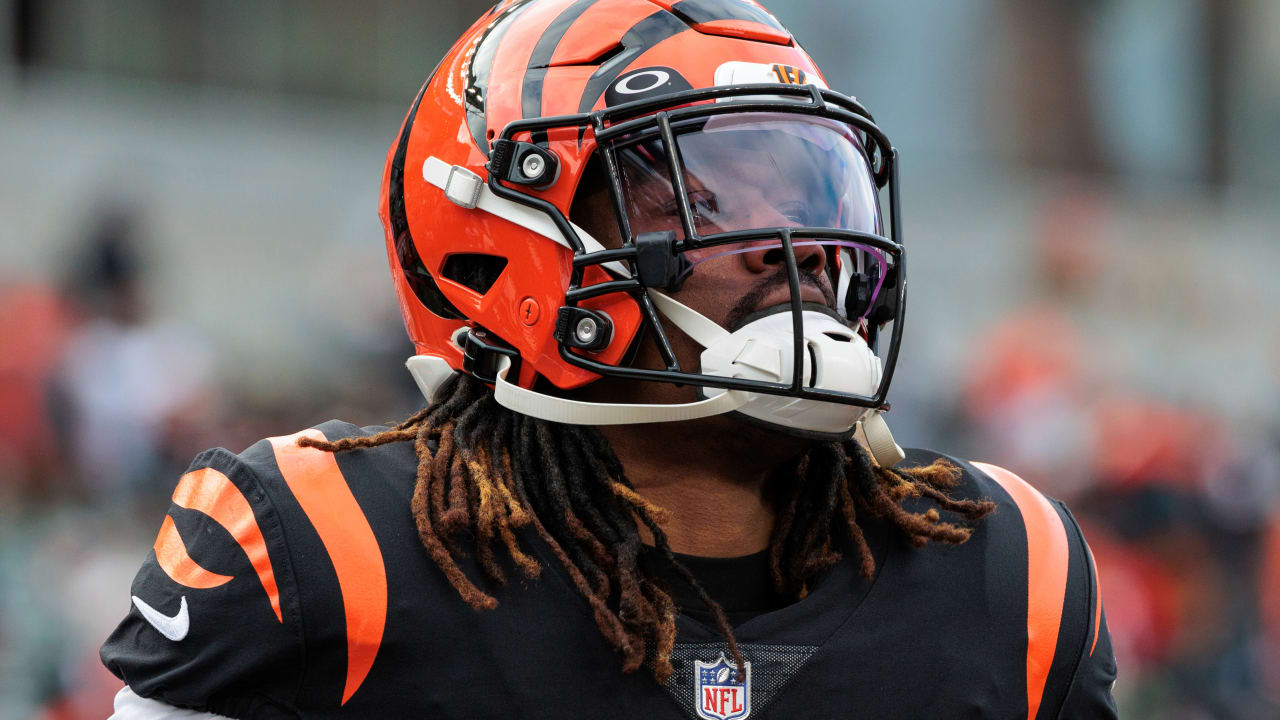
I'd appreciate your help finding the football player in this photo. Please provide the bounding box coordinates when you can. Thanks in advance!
[102,1,1118,718]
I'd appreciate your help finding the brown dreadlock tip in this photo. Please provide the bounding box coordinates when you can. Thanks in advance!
[619,643,647,673]
[610,482,673,523]
[925,508,940,522]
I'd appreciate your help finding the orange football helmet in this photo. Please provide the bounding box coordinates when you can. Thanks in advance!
[378,0,906,461]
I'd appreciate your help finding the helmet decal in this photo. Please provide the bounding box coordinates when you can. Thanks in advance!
[712,60,828,90]
[605,66,694,106]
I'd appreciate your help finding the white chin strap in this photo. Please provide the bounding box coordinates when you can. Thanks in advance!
[411,156,905,467]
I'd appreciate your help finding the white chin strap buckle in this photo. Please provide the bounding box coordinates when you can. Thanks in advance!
[861,412,906,467]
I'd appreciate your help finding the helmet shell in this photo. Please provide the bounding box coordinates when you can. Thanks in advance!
[379,0,826,390]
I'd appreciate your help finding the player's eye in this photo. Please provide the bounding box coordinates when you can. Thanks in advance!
[662,191,721,231]
[689,191,719,226]
[776,201,808,225]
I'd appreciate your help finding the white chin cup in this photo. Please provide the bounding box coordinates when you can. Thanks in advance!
[698,309,882,436]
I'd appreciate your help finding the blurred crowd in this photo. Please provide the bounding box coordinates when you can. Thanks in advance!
[0,206,422,719]
[936,189,1280,719]
[2,1,1279,719]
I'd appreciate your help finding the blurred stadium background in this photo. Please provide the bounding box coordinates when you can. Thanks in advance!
[1,1,1278,718]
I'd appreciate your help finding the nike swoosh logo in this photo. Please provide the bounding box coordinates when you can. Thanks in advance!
[131,594,189,641]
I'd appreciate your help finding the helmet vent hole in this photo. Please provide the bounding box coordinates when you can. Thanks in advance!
[442,253,509,295]
[585,43,625,66]
[806,342,818,387]
[823,331,853,342]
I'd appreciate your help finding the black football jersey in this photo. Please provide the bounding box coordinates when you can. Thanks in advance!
[101,420,1117,719]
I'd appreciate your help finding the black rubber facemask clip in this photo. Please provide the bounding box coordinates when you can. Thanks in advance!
[845,261,898,349]
[488,139,559,188]
[634,230,691,292]
[461,327,521,383]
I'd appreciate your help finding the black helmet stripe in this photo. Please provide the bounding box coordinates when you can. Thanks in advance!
[522,0,599,146]
[390,67,465,320]
[667,0,786,32]
[575,10,688,115]
[464,0,535,156]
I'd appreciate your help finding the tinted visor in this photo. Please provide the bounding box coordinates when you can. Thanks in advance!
[617,112,881,241]
[613,112,887,320]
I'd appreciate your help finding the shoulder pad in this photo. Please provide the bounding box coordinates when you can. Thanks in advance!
[101,445,302,714]
[259,424,389,706]
[968,461,1104,720]
[103,420,407,713]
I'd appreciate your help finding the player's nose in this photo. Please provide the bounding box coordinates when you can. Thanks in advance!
[734,196,825,276]
[740,237,826,276]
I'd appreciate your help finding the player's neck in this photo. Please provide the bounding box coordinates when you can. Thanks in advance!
[600,417,804,558]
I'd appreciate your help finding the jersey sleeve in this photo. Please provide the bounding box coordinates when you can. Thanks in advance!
[1053,500,1118,720]
[1046,497,1118,720]
[1057,606,1119,719]
[100,446,303,719]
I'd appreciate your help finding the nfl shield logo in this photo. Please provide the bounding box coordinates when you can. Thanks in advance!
[694,654,751,720]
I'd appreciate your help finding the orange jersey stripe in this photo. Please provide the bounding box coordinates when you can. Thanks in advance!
[975,463,1069,720]
[269,429,387,706]
[153,515,233,589]
[172,467,283,622]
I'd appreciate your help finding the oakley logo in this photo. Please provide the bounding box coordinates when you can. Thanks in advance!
[615,69,670,95]
[132,594,190,642]
[605,66,692,107]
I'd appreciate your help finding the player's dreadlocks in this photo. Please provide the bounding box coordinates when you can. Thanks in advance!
[299,374,994,682]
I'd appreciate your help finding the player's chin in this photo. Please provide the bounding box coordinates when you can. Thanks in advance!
[707,412,823,461]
